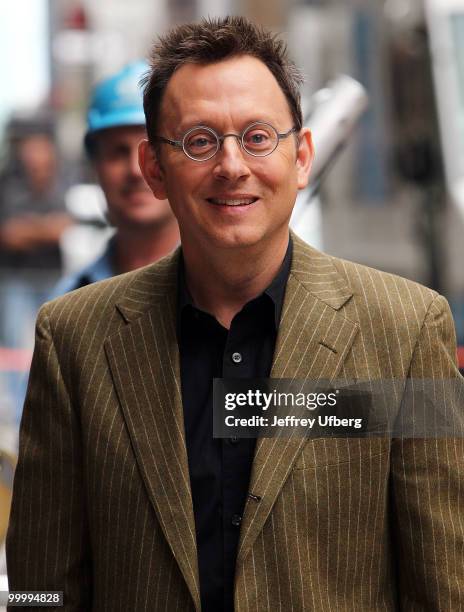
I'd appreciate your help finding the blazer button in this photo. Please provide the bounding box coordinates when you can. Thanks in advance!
[231,514,242,527]
[231,352,242,364]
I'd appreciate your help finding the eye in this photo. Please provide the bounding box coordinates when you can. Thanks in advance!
[242,124,276,153]
[182,127,218,160]
[189,136,213,148]
[185,130,216,151]
[245,130,269,145]
[100,144,129,161]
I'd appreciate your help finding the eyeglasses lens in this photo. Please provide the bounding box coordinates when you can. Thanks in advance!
[242,123,278,156]
[184,127,218,161]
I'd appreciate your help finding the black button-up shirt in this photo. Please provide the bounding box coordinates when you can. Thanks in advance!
[177,237,292,612]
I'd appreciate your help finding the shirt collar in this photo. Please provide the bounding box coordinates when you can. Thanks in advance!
[177,234,292,329]
[264,234,292,326]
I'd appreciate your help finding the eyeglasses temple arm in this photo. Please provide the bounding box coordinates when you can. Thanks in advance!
[277,127,298,139]
[157,136,183,148]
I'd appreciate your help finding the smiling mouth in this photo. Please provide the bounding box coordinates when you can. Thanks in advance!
[207,197,258,207]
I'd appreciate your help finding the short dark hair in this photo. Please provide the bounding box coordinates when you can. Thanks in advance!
[142,16,303,145]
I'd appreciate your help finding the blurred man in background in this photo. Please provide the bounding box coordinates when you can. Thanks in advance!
[52,60,179,296]
[0,125,71,262]
[0,119,73,347]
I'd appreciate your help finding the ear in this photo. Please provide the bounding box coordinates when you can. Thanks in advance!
[138,139,167,200]
[296,127,315,190]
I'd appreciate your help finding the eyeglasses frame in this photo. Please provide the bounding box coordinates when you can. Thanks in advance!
[155,121,298,161]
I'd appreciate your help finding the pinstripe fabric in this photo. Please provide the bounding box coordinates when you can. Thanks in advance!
[6,233,464,611]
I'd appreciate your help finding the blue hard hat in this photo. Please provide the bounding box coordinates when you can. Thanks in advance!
[85,60,149,150]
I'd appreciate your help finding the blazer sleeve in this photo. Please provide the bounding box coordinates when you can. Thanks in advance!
[6,305,92,610]
[390,294,464,610]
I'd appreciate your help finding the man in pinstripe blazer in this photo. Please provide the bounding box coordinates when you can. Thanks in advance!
[7,16,464,611]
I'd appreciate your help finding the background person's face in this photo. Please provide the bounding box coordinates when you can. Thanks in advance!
[141,55,313,252]
[94,125,173,230]
[18,134,57,193]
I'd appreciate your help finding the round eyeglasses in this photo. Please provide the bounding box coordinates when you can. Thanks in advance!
[156,121,297,162]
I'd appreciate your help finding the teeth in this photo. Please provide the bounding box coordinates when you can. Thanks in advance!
[210,198,256,206]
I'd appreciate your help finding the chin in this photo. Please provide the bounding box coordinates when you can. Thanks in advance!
[122,193,156,209]
[128,215,169,227]
[207,226,267,250]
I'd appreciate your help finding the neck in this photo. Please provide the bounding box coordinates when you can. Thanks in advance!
[113,220,179,274]
[182,231,290,329]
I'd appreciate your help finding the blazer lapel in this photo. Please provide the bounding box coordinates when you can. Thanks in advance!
[105,252,201,611]
[237,235,359,565]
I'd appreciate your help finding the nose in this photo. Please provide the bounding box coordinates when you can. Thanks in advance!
[212,135,251,182]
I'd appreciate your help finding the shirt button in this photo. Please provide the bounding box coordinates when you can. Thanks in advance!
[231,352,242,364]
[229,436,239,445]
[231,514,242,527]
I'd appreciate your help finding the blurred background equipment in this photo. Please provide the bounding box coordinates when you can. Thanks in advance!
[291,75,369,245]
[425,0,464,220]
[306,75,369,196]
[424,0,464,338]
[59,183,110,275]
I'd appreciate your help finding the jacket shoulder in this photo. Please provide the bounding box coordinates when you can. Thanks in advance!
[330,254,438,307]
[328,254,449,349]
[37,248,180,337]
[291,233,440,326]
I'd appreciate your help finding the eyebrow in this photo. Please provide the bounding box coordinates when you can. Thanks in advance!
[174,120,210,137]
[174,117,279,137]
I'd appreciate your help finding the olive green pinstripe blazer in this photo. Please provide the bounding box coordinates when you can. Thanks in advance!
[6,234,464,611]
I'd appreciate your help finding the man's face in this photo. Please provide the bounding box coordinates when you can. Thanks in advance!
[93,125,173,230]
[18,134,57,192]
[140,55,313,252]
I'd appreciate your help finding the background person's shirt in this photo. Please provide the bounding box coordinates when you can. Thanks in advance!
[49,238,116,298]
